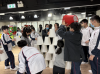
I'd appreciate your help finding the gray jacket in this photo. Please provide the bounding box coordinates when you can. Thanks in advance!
[54,47,66,68]
[21,36,31,46]
[58,25,85,62]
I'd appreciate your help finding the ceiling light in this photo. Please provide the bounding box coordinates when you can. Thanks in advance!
[88,14,92,15]
[9,16,13,20]
[81,12,86,14]
[18,11,24,13]
[21,15,25,19]
[48,13,52,17]
[0,13,5,15]
[67,13,72,15]
[64,7,71,10]
[34,14,38,18]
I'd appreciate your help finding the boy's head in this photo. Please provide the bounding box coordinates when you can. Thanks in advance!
[45,24,49,30]
[69,22,81,32]
[81,19,88,27]
[90,15,100,27]
[17,40,27,49]
[2,26,9,33]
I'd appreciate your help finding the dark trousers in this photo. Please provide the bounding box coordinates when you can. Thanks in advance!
[82,46,89,62]
[5,51,15,68]
[90,57,100,74]
[53,65,65,74]
[70,60,82,74]
[12,41,15,46]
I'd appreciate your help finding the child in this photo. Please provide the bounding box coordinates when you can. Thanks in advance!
[89,15,100,74]
[30,27,39,47]
[53,40,66,74]
[1,26,18,70]
[80,19,93,64]
[17,40,46,74]
[57,21,85,74]
[42,24,49,41]
[21,27,32,46]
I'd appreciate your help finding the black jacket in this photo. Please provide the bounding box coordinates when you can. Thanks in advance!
[58,25,85,62]
[42,29,49,41]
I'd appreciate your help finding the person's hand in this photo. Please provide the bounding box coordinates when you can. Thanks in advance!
[62,20,67,25]
[47,32,50,35]
[35,38,37,40]
[85,40,89,44]
[12,38,16,41]
[89,55,95,61]
[0,50,3,54]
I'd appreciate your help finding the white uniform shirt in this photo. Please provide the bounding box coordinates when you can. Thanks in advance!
[30,32,39,47]
[18,46,46,74]
[89,27,100,55]
[1,33,12,51]
[81,27,93,46]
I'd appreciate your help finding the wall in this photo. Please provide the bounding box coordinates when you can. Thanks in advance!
[0,22,6,28]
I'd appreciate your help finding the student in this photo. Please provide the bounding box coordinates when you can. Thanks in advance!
[21,27,32,46]
[16,27,22,37]
[53,40,66,74]
[49,24,52,29]
[30,27,39,47]
[54,23,62,39]
[42,24,49,41]
[38,25,42,36]
[89,15,100,74]
[54,23,59,36]
[1,26,18,70]
[57,21,85,74]
[17,40,46,74]
[80,19,93,64]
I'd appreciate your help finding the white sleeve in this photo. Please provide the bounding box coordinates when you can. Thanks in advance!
[90,28,93,34]
[18,53,26,73]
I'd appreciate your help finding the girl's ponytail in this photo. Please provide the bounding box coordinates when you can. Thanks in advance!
[56,40,64,55]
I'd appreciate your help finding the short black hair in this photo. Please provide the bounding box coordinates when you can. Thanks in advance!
[45,24,49,27]
[2,26,9,31]
[69,22,81,31]
[49,24,52,29]
[81,19,88,24]
[31,26,35,31]
[55,23,59,28]
[22,27,32,38]
[90,15,100,23]
[17,40,27,48]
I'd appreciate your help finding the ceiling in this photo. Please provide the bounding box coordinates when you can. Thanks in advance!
[0,0,100,13]
[0,5,99,22]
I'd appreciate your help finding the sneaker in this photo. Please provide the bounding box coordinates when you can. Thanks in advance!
[88,70,92,74]
[5,66,11,69]
[81,62,88,64]
[81,62,86,64]
[13,45,15,47]
[10,66,18,71]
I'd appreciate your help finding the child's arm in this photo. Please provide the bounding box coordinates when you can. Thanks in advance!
[30,34,35,40]
[0,50,3,54]
[57,25,67,39]
[2,34,12,44]
[17,54,26,74]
